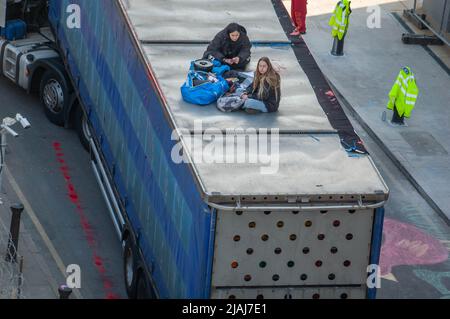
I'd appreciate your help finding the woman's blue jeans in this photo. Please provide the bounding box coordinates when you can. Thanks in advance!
[242,99,268,113]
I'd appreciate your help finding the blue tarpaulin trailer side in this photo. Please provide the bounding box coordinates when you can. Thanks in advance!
[48,0,215,298]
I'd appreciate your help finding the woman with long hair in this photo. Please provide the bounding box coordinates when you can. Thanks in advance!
[241,57,281,114]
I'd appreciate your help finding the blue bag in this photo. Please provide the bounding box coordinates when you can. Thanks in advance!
[212,64,231,76]
[181,71,229,106]
[0,20,27,41]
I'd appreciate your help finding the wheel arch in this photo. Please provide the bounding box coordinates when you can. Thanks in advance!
[29,58,78,127]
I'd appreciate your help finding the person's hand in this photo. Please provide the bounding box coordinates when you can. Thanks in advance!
[241,94,248,101]
[232,57,240,64]
[224,58,233,65]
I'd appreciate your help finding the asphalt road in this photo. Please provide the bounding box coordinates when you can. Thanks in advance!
[0,76,126,299]
[340,94,450,299]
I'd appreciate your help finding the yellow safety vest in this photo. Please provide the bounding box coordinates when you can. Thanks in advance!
[329,0,351,40]
[387,67,419,118]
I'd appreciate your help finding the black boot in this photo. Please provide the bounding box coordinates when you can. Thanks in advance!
[391,105,405,125]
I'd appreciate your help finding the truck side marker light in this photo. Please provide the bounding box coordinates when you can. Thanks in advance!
[233,235,241,242]
[340,293,348,299]
[305,220,312,227]
[274,248,282,255]
[320,210,328,214]
[277,221,284,228]
[328,273,336,280]
[246,248,254,255]
[300,274,308,281]
[318,234,325,240]
[313,293,320,299]
[333,220,341,227]
[330,247,338,254]
[346,233,353,240]
[244,275,252,282]
[315,260,323,267]
[248,222,256,228]
[303,247,310,254]
[264,211,271,215]
[348,209,356,214]
[290,234,297,241]
[259,261,267,268]
[292,211,299,215]
[231,261,239,269]
[272,274,280,281]
[236,211,243,216]
[287,261,295,268]
[261,234,269,241]
[343,260,351,267]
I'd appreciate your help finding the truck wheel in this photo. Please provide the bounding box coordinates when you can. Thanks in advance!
[136,270,155,299]
[40,70,68,126]
[123,238,138,299]
[74,105,91,151]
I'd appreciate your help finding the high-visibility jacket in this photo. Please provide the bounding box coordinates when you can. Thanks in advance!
[329,0,352,40]
[387,67,419,118]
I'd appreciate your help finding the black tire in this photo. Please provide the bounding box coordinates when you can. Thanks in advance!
[194,59,214,72]
[74,105,91,152]
[136,270,155,299]
[123,238,138,299]
[40,70,69,126]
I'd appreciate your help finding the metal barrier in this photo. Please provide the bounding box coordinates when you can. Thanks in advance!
[0,205,25,299]
[404,0,450,46]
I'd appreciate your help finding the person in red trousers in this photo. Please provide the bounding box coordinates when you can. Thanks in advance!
[290,0,307,35]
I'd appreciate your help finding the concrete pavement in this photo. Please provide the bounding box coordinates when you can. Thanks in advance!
[291,0,450,222]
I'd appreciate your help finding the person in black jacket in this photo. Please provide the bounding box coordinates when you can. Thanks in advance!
[241,57,281,114]
[203,23,252,70]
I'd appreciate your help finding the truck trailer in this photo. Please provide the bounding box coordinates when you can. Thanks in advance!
[1,0,389,299]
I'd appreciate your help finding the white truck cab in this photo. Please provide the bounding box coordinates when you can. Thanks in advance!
[0,28,58,89]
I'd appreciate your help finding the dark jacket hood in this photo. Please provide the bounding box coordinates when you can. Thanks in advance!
[224,23,248,36]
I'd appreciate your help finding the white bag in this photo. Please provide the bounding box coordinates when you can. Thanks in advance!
[217,94,245,113]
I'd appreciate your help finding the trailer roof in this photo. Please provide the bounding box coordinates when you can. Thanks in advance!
[190,134,388,197]
[123,0,288,42]
[143,44,335,132]
[123,0,389,199]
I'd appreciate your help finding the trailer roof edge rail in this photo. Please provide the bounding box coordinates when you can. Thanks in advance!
[184,129,338,135]
[140,40,292,46]
[207,201,386,212]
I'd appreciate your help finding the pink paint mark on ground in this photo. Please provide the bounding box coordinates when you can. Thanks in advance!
[380,218,449,276]
[53,142,120,299]
[106,292,120,300]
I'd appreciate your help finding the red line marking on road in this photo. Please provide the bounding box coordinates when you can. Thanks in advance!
[52,142,120,299]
